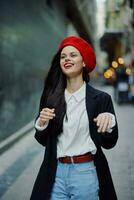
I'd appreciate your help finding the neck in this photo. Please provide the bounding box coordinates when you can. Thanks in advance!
[66,76,84,93]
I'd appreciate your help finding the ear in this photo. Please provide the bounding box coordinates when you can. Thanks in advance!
[83,61,86,67]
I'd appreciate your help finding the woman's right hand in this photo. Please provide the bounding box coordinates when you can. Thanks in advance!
[38,108,56,127]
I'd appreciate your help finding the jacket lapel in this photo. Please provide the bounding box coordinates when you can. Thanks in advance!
[85,83,102,145]
[85,83,101,121]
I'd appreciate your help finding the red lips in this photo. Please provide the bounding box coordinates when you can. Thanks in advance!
[64,62,73,68]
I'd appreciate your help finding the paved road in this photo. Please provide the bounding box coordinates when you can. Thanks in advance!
[0,86,134,200]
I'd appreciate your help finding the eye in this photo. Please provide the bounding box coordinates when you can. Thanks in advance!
[60,55,66,59]
[71,53,77,57]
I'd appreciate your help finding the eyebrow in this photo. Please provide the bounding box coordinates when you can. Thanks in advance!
[61,51,78,55]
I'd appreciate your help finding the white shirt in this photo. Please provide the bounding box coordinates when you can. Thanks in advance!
[35,82,115,158]
[57,82,97,157]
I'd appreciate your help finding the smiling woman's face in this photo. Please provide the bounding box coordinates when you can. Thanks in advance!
[60,45,85,78]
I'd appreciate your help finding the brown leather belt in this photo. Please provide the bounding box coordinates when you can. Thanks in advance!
[58,152,93,163]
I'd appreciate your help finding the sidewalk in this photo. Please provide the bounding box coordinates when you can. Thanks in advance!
[0,130,44,200]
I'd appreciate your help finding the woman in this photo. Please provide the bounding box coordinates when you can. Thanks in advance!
[30,36,118,200]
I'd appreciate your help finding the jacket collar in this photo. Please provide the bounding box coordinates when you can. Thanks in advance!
[86,83,102,99]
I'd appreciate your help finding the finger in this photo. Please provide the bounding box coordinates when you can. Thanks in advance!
[40,114,54,120]
[39,117,53,123]
[93,118,97,122]
[42,113,55,119]
[101,116,109,132]
[40,111,56,117]
[42,108,55,113]
[97,115,106,132]
[107,117,112,130]
[96,115,101,127]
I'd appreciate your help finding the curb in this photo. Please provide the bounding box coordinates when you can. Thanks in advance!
[0,120,35,155]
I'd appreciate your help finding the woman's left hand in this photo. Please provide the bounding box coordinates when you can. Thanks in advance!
[93,112,113,133]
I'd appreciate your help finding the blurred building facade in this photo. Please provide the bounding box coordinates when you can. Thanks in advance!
[0,0,97,141]
[100,0,134,66]
[67,0,97,44]
[99,0,134,103]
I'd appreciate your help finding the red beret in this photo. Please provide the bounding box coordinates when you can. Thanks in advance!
[58,36,96,72]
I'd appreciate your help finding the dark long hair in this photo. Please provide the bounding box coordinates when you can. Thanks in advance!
[39,49,90,134]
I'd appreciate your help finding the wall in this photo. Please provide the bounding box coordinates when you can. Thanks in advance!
[0,0,67,141]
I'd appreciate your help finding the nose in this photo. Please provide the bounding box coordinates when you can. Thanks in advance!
[65,56,71,62]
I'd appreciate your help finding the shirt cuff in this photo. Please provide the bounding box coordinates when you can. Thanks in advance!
[35,118,49,131]
[106,113,116,133]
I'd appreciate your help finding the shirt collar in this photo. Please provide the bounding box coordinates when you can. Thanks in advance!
[65,82,86,103]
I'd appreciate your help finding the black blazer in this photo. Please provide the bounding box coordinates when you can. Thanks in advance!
[30,84,118,200]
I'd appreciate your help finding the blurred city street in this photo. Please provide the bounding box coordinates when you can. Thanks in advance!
[0,86,134,200]
[0,0,134,200]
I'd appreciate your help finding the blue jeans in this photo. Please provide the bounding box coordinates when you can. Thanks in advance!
[50,160,99,200]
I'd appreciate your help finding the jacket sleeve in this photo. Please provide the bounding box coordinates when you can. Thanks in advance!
[34,116,51,146]
[98,93,118,149]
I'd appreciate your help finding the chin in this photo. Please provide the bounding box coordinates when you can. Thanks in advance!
[65,72,81,79]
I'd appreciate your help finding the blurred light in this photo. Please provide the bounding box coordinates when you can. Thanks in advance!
[118,57,124,64]
[104,69,113,79]
[104,71,110,79]
[107,69,113,76]
[112,61,118,68]
[110,67,115,72]
[126,67,132,75]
